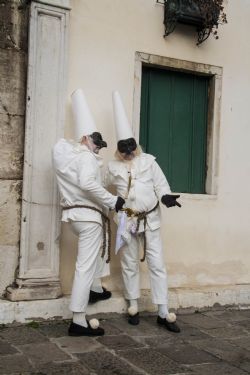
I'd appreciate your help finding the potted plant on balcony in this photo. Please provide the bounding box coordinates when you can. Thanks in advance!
[163,0,227,45]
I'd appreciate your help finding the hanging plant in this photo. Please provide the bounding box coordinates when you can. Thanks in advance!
[163,0,228,45]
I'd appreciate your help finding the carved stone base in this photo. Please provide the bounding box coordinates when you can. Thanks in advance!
[6,280,62,301]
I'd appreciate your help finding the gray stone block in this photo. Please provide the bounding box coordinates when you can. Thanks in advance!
[51,335,103,354]
[0,244,19,296]
[119,348,188,375]
[0,337,18,355]
[189,363,248,375]
[237,359,250,373]
[0,113,24,179]
[192,337,250,362]
[0,148,24,179]
[177,324,212,341]
[98,319,124,335]
[229,336,250,350]
[37,361,90,375]
[0,180,21,245]
[159,343,220,364]
[202,326,250,339]
[0,49,27,116]
[234,319,250,332]
[0,0,28,51]
[78,350,141,375]
[178,313,228,329]
[17,341,71,365]
[37,321,69,338]
[110,314,165,336]
[0,325,48,345]
[203,309,250,322]
[0,354,33,373]
[97,334,144,350]
[135,334,183,347]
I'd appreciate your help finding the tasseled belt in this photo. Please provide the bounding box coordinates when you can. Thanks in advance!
[121,201,159,262]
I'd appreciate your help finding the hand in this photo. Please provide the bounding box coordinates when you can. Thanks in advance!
[115,196,125,212]
[161,194,181,208]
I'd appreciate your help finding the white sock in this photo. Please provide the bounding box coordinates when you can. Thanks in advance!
[128,299,138,315]
[90,278,103,293]
[73,312,88,327]
[129,299,138,309]
[158,304,169,319]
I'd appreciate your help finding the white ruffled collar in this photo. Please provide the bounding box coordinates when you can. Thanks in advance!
[69,140,104,166]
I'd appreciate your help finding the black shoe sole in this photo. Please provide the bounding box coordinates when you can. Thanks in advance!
[89,289,112,304]
[89,294,112,303]
[157,319,181,333]
[128,313,140,325]
[68,321,105,336]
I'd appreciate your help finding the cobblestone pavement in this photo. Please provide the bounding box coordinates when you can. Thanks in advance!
[0,309,249,375]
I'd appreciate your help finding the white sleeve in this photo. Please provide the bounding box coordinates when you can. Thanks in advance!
[77,153,117,209]
[151,160,171,200]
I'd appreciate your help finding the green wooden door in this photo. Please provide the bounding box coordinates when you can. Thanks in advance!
[140,66,209,194]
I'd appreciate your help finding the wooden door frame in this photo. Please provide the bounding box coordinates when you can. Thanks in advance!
[132,52,222,196]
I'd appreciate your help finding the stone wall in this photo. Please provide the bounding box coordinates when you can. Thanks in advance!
[0,0,29,295]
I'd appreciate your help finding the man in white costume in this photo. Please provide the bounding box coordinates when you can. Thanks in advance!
[52,89,125,336]
[105,91,181,333]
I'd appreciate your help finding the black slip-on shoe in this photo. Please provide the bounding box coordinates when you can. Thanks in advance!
[89,287,112,303]
[128,312,140,325]
[157,316,181,333]
[68,321,105,336]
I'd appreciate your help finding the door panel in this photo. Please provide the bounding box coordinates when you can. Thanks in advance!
[140,66,208,194]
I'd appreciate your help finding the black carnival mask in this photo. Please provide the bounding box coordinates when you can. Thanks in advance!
[90,132,107,149]
[117,138,137,155]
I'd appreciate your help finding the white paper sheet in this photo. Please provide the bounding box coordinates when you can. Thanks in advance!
[115,211,127,254]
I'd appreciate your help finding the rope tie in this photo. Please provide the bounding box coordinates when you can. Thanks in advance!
[62,205,111,263]
[123,201,159,262]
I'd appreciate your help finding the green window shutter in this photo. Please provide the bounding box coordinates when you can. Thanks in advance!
[140,66,209,194]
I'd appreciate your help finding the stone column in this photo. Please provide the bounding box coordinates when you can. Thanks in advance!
[7,0,71,301]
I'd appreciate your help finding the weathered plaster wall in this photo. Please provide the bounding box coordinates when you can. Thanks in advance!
[0,0,28,295]
[60,0,250,306]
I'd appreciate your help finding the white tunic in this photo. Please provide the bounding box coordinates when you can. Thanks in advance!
[106,152,172,305]
[106,153,171,232]
[52,139,117,225]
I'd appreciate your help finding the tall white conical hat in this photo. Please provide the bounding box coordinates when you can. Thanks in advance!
[71,89,97,139]
[112,91,134,141]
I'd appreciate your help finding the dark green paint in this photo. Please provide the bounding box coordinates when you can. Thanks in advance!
[140,66,209,194]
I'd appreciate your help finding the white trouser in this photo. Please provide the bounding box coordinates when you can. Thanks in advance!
[120,228,168,305]
[69,221,110,312]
